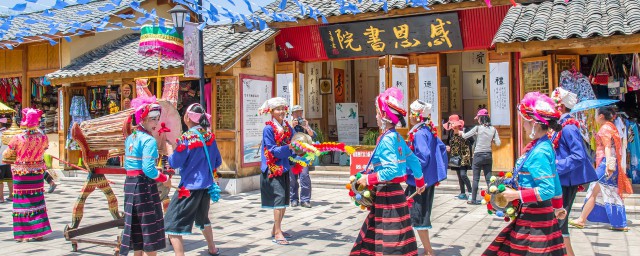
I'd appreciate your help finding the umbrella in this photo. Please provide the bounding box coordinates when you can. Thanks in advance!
[138,25,184,61]
[0,102,15,115]
[570,99,619,113]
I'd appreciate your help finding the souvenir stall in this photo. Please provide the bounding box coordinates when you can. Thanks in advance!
[29,76,58,134]
[0,77,23,111]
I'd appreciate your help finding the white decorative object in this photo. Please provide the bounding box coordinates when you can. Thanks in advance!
[418,66,439,126]
[489,62,510,126]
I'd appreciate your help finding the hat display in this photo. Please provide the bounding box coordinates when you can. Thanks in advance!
[518,92,561,125]
[376,87,407,125]
[258,97,289,115]
[443,114,464,130]
[409,100,432,120]
[551,87,578,109]
[474,109,489,120]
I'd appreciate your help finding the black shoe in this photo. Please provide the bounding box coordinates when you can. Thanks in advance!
[290,201,299,207]
[301,202,311,208]
[47,184,57,193]
[467,200,481,205]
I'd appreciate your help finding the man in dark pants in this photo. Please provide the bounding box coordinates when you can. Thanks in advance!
[550,87,597,256]
[289,105,315,208]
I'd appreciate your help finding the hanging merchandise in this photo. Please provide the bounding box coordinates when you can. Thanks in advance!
[628,120,640,184]
[589,54,611,86]
[559,70,596,101]
[67,96,91,150]
[627,54,640,92]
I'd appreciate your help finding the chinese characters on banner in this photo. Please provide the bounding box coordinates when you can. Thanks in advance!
[447,65,461,112]
[418,66,439,126]
[334,68,345,103]
[319,12,463,59]
[463,72,488,99]
[240,75,273,165]
[183,22,201,78]
[355,69,366,118]
[379,67,386,93]
[392,66,408,126]
[276,73,294,106]
[489,62,510,126]
[336,103,359,145]
[327,63,336,126]
[350,149,373,175]
[298,73,305,111]
[462,51,486,71]
[306,62,322,118]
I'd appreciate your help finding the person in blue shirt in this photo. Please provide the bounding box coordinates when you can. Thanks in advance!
[351,88,426,256]
[484,92,567,256]
[164,103,222,256]
[258,97,295,245]
[120,96,168,256]
[550,87,597,256]
[288,105,315,208]
[405,100,448,256]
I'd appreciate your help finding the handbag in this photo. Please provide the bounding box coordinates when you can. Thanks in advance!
[628,53,640,92]
[448,155,462,168]
[193,129,222,203]
[590,55,611,85]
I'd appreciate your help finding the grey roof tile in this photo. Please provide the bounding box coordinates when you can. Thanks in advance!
[493,0,640,44]
[47,26,276,80]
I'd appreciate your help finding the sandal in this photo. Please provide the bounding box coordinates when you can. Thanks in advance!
[272,238,289,245]
[208,248,220,256]
[568,220,585,229]
[272,232,292,238]
[610,227,629,232]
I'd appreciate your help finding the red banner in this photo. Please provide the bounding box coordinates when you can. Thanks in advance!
[350,149,374,175]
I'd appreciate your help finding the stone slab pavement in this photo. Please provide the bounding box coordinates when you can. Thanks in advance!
[0,179,638,256]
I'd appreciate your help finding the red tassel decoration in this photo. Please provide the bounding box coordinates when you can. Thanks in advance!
[178,186,191,199]
[291,164,304,175]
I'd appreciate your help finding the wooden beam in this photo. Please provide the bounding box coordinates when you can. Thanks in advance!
[265,0,514,29]
[50,65,221,85]
[496,34,640,54]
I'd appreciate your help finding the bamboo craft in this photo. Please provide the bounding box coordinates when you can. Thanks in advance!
[78,108,134,152]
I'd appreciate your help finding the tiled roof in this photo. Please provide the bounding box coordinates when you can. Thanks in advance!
[493,0,640,44]
[253,0,473,23]
[2,0,140,42]
[47,26,276,79]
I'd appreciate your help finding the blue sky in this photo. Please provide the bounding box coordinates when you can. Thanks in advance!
[1,0,275,24]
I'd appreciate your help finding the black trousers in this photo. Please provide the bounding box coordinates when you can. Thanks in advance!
[453,166,472,194]
[559,185,580,236]
[471,152,492,201]
[43,171,53,184]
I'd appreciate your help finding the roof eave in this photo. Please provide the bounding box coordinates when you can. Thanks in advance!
[494,33,640,54]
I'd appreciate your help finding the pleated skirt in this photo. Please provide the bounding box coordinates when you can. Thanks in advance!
[12,171,52,240]
[119,175,166,255]
[483,200,566,256]
[350,183,418,256]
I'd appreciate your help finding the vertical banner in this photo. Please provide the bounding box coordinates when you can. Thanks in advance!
[447,65,461,112]
[418,66,439,126]
[183,22,201,78]
[162,76,180,107]
[328,63,336,126]
[58,89,64,131]
[240,75,273,166]
[135,78,152,97]
[345,63,352,102]
[379,67,386,93]
[306,62,322,118]
[489,62,511,126]
[355,69,365,121]
[298,73,305,111]
[336,103,359,145]
[276,73,294,107]
[334,68,345,103]
[391,66,408,116]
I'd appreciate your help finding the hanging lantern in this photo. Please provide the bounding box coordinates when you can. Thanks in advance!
[138,25,184,61]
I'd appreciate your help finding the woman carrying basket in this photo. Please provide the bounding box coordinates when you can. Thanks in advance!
[351,88,426,256]
[165,103,222,256]
[405,100,448,256]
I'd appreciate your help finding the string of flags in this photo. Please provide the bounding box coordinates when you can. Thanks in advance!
[0,0,515,50]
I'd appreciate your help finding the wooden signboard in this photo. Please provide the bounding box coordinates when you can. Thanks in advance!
[319,12,463,59]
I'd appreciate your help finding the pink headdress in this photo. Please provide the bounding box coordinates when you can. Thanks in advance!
[131,96,161,124]
[376,87,407,125]
[517,92,560,125]
[186,103,211,123]
[21,108,44,128]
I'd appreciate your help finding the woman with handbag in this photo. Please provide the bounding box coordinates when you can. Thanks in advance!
[165,103,222,256]
[462,109,501,205]
[444,114,472,200]
[352,87,426,256]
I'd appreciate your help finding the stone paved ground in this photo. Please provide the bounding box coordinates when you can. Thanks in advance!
[0,178,638,256]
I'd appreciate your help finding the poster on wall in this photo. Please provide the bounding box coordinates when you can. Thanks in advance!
[462,51,486,72]
[240,74,273,166]
[306,62,322,118]
[489,62,511,126]
[392,66,408,124]
[379,67,386,93]
[276,73,294,106]
[334,68,345,103]
[418,66,439,126]
[462,71,488,99]
[183,22,201,78]
[447,65,461,112]
[58,89,64,131]
[441,87,449,112]
[336,103,359,145]
[298,73,305,110]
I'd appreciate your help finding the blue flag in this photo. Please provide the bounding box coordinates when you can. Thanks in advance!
[11,3,27,12]
[53,0,69,9]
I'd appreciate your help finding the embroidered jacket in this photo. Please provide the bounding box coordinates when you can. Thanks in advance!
[169,126,222,190]
[4,129,48,175]
[406,123,448,187]
[367,129,425,187]
[516,136,563,208]
[260,122,295,174]
[124,128,167,182]
[553,114,598,186]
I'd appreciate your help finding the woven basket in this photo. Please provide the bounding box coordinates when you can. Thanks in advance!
[350,179,375,207]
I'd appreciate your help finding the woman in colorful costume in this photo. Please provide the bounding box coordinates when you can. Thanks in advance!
[570,106,633,231]
[120,96,169,256]
[165,103,222,256]
[483,92,566,256]
[259,97,295,245]
[3,108,51,242]
[351,88,426,256]
[550,87,598,255]
[406,100,448,256]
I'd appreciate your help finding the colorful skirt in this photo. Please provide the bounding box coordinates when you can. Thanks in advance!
[119,175,166,255]
[585,159,627,228]
[350,183,418,256]
[12,171,52,240]
[483,200,566,256]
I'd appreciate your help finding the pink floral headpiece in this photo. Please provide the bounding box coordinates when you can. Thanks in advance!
[21,108,43,128]
[186,103,211,123]
[131,96,161,124]
[376,87,407,125]
[517,92,560,125]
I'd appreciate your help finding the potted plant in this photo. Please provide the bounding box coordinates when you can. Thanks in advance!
[361,129,379,146]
